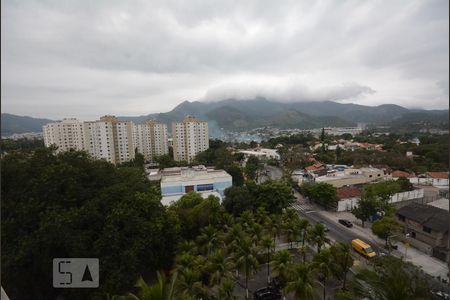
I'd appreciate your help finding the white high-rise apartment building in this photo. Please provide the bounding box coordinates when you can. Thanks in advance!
[133,120,169,162]
[172,116,209,163]
[43,116,135,164]
[43,118,85,152]
[43,116,171,165]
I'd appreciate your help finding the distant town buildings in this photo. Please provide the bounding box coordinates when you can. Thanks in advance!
[159,165,232,206]
[238,148,280,160]
[172,116,209,163]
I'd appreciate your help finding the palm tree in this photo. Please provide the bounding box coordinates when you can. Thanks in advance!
[255,206,268,224]
[270,249,293,282]
[234,236,260,299]
[219,212,235,230]
[218,278,237,300]
[283,207,298,222]
[283,220,296,249]
[176,252,196,270]
[265,214,283,244]
[298,219,310,247]
[224,223,245,246]
[308,223,329,253]
[329,241,353,290]
[284,263,319,300]
[351,256,431,300]
[207,249,235,286]
[178,240,198,255]
[259,235,275,284]
[122,271,178,300]
[249,222,264,246]
[312,249,336,300]
[177,268,207,299]
[239,210,255,230]
[197,224,219,255]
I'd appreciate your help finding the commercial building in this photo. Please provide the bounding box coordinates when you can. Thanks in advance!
[314,167,384,188]
[133,120,169,162]
[160,165,232,206]
[172,116,209,163]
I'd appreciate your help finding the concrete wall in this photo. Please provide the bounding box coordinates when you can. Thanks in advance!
[408,177,449,187]
[389,189,424,204]
[337,189,424,212]
[337,197,359,211]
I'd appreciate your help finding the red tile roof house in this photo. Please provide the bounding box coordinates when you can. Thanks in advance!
[391,170,416,178]
[336,186,362,211]
[305,163,324,172]
[426,172,449,186]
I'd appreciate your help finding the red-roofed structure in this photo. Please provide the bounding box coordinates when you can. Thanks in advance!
[426,172,449,179]
[336,187,362,199]
[392,170,415,178]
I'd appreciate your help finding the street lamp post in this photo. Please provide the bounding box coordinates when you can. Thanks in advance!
[404,233,410,259]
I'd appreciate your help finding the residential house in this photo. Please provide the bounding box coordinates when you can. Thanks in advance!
[396,203,449,262]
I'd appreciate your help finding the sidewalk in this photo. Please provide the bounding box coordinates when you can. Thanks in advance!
[319,210,449,280]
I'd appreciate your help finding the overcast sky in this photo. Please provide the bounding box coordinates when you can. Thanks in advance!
[1,0,448,120]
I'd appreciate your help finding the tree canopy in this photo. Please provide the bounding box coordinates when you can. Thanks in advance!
[1,149,179,299]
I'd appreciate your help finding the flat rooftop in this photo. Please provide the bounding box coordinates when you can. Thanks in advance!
[160,166,231,184]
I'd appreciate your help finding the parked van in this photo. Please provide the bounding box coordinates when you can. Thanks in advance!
[351,239,376,258]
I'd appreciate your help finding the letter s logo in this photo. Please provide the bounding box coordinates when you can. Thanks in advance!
[58,260,72,285]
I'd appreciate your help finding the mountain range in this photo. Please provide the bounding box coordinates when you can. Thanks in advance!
[2,98,448,136]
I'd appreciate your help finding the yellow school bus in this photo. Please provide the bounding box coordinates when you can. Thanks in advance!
[352,239,377,258]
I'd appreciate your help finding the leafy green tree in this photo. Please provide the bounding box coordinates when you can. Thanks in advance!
[223,186,255,216]
[224,164,245,186]
[351,197,379,228]
[305,183,338,210]
[245,156,262,181]
[284,263,319,300]
[371,217,402,250]
[349,256,431,300]
[254,180,295,214]
[154,154,185,168]
[363,180,402,205]
[1,149,179,299]
[170,192,221,240]
[396,177,413,191]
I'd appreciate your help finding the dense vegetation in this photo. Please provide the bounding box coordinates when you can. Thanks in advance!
[1,149,178,299]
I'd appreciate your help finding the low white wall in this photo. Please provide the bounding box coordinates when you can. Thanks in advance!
[406,177,449,187]
[337,189,425,212]
[389,189,424,203]
[337,197,359,211]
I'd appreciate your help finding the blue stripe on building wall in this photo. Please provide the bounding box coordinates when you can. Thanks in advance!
[161,185,183,195]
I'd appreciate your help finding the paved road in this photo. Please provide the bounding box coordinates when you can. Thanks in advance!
[291,191,384,254]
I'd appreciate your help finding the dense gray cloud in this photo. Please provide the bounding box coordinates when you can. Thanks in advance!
[1,0,448,119]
